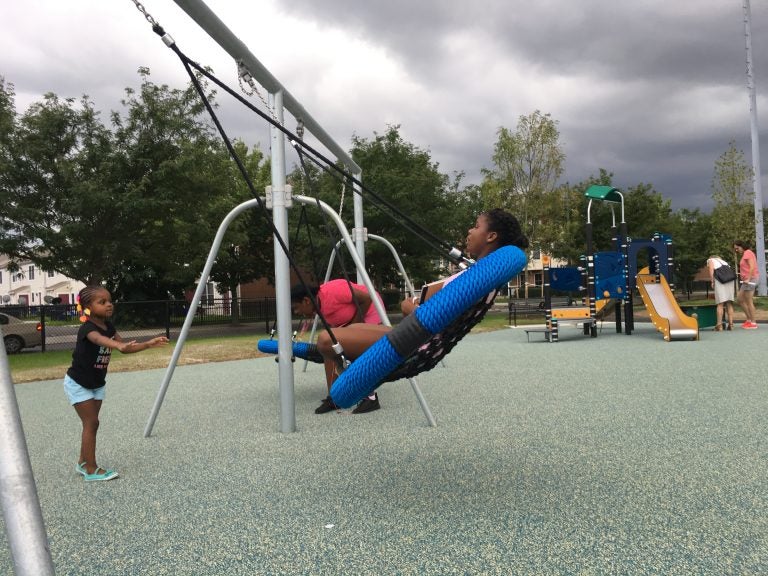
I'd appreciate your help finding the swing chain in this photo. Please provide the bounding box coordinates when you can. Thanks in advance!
[338,177,346,216]
[130,0,158,27]
[237,61,282,126]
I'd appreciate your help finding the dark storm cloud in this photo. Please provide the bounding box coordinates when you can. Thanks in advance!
[280,0,752,82]
[274,0,768,210]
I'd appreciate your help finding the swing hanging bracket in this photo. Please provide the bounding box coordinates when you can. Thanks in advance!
[352,226,369,243]
[265,184,293,209]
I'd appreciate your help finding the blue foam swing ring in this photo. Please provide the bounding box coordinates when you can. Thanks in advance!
[257,339,324,364]
[329,245,527,408]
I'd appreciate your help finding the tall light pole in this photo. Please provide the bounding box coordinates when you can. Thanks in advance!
[743,0,767,295]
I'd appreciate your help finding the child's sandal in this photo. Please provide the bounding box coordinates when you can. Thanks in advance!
[83,467,119,482]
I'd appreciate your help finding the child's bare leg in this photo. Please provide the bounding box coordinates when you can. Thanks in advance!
[322,359,336,392]
[316,324,392,387]
[318,325,390,359]
[74,399,101,474]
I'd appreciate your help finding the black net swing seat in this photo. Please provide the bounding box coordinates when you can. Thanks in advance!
[256,290,497,380]
[261,246,526,410]
[381,291,498,383]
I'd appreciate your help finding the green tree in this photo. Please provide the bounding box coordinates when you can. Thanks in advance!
[354,127,467,288]
[0,89,115,284]
[623,183,675,239]
[709,141,755,258]
[0,76,14,150]
[480,110,565,252]
[0,69,256,304]
[667,209,712,295]
[207,140,274,323]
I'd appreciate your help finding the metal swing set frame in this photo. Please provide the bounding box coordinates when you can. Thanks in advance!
[141,0,439,436]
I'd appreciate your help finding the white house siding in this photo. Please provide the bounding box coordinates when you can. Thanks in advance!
[0,256,85,306]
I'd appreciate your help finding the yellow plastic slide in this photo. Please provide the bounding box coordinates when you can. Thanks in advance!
[636,273,698,341]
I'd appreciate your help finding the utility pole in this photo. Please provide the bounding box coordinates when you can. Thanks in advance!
[743,0,767,295]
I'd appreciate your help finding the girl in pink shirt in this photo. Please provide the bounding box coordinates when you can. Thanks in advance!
[733,240,759,329]
[291,279,385,413]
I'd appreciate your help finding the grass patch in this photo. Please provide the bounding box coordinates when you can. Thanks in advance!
[8,312,553,384]
[9,335,267,384]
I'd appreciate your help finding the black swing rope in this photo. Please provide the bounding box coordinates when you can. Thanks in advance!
[291,140,369,325]
[134,8,476,369]
[143,20,346,359]
[139,17,469,269]
[291,205,324,286]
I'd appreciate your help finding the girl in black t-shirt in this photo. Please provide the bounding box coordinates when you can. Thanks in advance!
[64,286,168,482]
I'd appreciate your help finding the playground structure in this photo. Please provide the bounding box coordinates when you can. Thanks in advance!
[541,256,612,341]
[541,185,698,342]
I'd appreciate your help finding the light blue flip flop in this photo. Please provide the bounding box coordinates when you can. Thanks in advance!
[76,462,86,476]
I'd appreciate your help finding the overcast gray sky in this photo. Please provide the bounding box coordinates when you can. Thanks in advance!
[3,0,768,211]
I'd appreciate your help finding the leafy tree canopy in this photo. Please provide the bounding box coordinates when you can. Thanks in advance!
[0,69,271,301]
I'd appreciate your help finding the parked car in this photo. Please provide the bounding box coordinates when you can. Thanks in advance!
[1,312,42,354]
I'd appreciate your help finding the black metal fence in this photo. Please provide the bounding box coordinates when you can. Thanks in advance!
[2,297,277,353]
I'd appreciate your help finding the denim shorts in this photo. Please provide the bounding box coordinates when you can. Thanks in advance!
[740,281,757,292]
[63,374,105,405]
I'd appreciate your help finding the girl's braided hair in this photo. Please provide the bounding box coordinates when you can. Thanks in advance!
[483,208,529,250]
[77,285,107,308]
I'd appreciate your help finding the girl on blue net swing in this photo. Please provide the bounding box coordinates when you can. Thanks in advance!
[64,285,169,482]
[314,208,529,411]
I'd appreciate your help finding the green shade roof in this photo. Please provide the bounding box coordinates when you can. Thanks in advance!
[584,185,622,203]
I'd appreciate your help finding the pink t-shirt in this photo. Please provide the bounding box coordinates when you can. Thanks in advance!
[318,279,384,326]
[740,249,759,282]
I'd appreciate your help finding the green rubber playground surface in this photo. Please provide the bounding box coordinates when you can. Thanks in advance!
[2,322,767,575]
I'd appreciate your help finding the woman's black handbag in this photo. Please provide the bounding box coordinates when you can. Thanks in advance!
[714,264,737,283]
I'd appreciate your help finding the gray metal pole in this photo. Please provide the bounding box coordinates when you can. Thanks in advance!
[145,198,263,437]
[0,345,55,575]
[743,0,767,295]
[368,234,417,297]
[270,91,296,434]
[352,176,366,284]
[170,0,361,177]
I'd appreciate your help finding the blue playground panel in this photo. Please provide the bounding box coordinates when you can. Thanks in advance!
[549,267,582,292]
[594,252,626,300]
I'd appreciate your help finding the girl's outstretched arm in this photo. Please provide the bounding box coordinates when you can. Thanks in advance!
[87,332,169,354]
[118,336,169,354]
